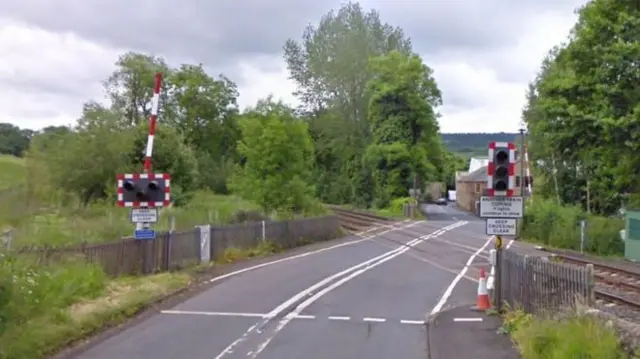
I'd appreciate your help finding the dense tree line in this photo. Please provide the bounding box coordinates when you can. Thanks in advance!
[0,124,35,157]
[522,0,640,216]
[7,2,469,213]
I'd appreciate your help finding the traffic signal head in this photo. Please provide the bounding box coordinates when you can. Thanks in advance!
[117,173,171,207]
[123,180,136,191]
[487,142,515,196]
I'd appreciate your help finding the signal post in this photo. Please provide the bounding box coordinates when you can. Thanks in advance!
[117,173,171,272]
[115,73,172,273]
[480,141,523,312]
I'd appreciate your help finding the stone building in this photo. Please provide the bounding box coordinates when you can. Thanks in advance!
[455,158,530,215]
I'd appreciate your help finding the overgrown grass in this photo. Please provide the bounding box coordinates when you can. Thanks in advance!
[501,306,627,359]
[373,197,417,218]
[220,240,281,263]
[0,189,266,247]
[0,155,25,191]
[0,237,287,359]
[521,198,625,257]
[335,197,416,219]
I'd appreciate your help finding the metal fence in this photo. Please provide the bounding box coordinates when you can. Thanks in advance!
[499,249,595,314]
[14,215,342,277]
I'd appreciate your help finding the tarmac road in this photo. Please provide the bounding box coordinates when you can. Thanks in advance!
[74,204,496,359]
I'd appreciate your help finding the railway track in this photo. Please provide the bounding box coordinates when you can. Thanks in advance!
[551,253,640,309]
[325,205,396,233]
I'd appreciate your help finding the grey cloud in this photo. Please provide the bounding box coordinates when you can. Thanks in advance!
[1,0,334,69]
[0,0,586,114]
[1,0,582,67]
[1,74,102,99]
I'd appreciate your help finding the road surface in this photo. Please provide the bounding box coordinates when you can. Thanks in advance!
[74,204,497,359]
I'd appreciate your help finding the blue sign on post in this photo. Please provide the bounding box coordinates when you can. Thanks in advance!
[134,229,156,240]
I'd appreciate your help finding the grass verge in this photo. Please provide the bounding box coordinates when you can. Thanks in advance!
[0,240,282,359]
[332,197,417,219]
[500,306,628,359]
[0,155,26,191]
[1,190,264,247]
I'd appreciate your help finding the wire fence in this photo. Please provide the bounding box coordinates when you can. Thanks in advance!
[500,249,595,315]
[13,215,343,277]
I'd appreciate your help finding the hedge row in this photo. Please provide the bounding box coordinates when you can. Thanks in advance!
[521,198,624,256]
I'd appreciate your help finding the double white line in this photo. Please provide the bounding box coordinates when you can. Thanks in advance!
[217,220,468,359]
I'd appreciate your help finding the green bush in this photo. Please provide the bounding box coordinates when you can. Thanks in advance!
[373,196,416,218]
[511,313,625,359]
[522,198,624,256]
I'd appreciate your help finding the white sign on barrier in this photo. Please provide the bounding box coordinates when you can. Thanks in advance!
[130,208,158,223]
[480,196,523,218]
[486,218,517,236]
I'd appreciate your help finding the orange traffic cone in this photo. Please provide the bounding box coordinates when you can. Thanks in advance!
[471,268,491,311]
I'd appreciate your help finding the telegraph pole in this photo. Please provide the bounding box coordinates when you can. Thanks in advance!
[519,128,526,197]
[519,128,526,238]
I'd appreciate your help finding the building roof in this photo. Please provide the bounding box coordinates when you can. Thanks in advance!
[458,162,526,183]
[468,157,489,173]
[459,165,488,182]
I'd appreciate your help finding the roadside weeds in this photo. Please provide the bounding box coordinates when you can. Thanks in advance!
[498,305,629,359]
[0,239,284,359]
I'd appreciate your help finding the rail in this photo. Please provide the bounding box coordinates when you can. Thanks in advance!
[550,253,640,309]
[324,205,396,233]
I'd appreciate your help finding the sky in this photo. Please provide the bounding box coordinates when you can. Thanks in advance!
[0,0,587,133]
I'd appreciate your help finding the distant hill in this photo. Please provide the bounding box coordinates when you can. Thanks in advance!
[440,132,519,157]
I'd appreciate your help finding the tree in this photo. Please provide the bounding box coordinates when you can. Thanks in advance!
[167,64,241,193]
[283,1,414,207]
[229,99,315,214]
[522,0,640,214]
[0,123,32,157]
[103,52,171,127]
[26,113,135,206]
[283,1,411,117]
[363,51,443,207]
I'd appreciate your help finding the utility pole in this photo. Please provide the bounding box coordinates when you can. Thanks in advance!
[519,128,526,239]
[495,235,503,312]
[519,128,525,197]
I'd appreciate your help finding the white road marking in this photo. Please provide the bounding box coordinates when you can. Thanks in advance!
[432,236,491,256]
[368,235,482,282]
[453,317,483,322]
[400,320,425,325]
[429,235,495,315]
[208,220,424,288]
[214,220,440,359]
[243,221,468,359]
[506,239,514,249]
[328,316,350,321]
[363,317,386,322]
[160,310,429,325]
[160,310,268,318]
[354,219,411,236]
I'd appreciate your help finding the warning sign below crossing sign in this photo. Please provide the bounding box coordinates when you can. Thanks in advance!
[486,218,517,236]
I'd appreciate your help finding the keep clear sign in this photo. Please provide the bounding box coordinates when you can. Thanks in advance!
[486,218,517,236]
